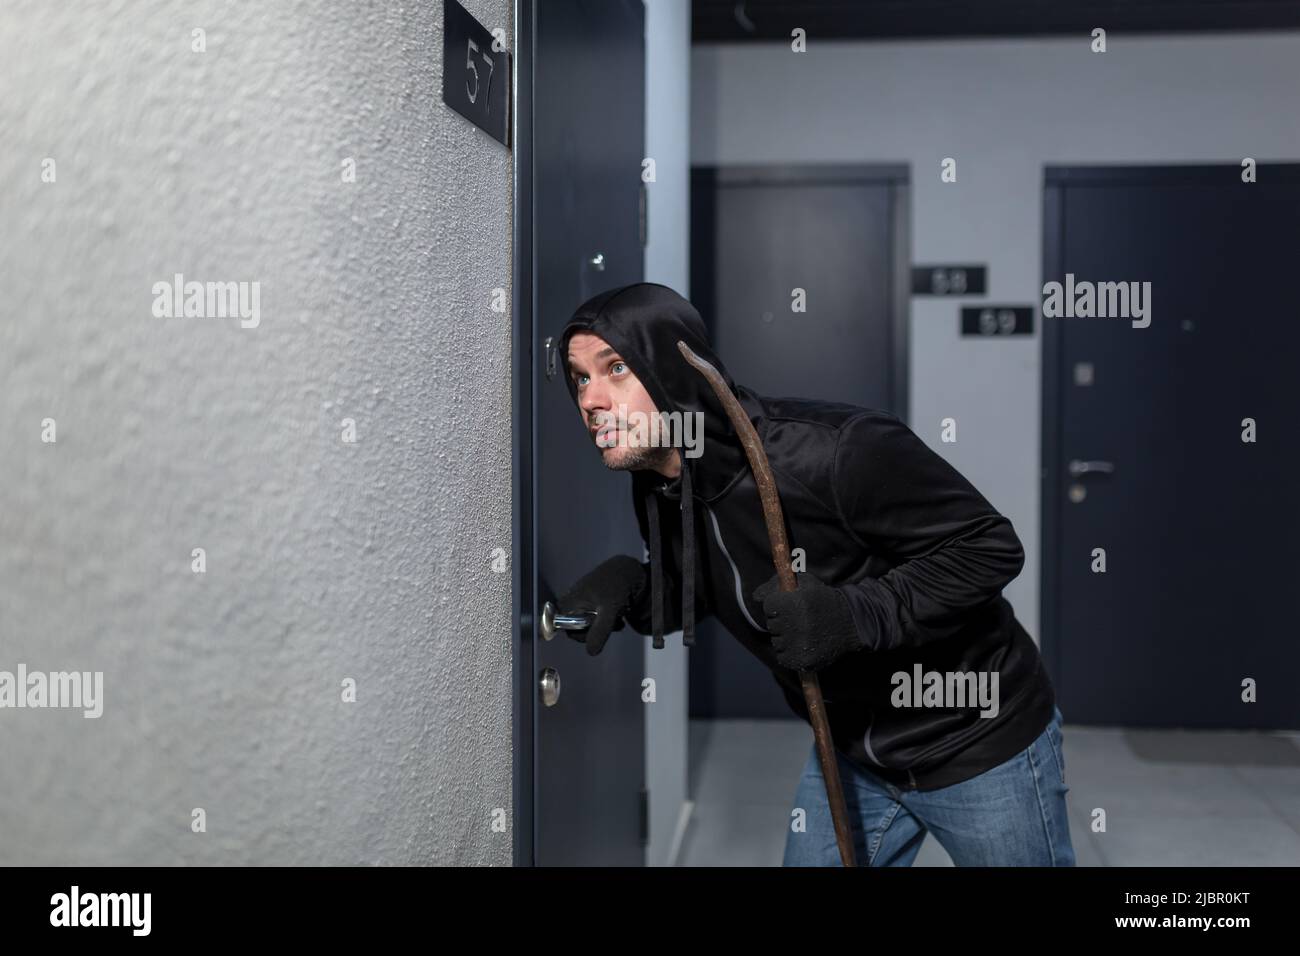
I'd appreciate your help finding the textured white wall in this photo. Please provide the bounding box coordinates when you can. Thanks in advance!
[692,32,1300,642]
[0,0,514,864]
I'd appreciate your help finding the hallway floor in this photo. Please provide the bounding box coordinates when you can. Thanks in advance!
[677,718,1300,866]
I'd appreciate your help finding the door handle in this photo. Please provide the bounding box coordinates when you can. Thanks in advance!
[540,600,596,641]
[1068,459,1115,478]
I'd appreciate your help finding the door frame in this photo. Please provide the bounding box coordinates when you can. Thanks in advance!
[510,0,535,868]
[1038,162,1300,713]
[689,163,913,423]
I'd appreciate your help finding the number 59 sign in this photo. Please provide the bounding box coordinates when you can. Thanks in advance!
[443,0,511,148]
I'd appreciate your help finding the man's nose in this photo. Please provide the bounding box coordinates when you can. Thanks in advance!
[580,380,612,414]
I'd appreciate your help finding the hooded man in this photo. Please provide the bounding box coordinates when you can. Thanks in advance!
[556,282,1074,867]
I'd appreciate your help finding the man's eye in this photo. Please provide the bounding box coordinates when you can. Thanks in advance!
[576,374,588,386]
[611,362,627,375]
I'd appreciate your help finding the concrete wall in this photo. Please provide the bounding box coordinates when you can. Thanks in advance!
[642,0,692,868]
[691,31,1300,641]
[0,0,514,864]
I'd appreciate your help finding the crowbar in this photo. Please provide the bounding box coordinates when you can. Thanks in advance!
[677,340,858,867]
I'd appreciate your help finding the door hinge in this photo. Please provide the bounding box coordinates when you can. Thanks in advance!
[638,183,648,248]
[638,785,649,846]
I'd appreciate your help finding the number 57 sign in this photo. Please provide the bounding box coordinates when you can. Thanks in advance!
[443,0,512,148]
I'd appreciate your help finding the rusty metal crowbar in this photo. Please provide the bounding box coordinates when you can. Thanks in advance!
[677,340,857,867]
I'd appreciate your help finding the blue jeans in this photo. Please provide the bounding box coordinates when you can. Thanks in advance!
[783,705,1076,866]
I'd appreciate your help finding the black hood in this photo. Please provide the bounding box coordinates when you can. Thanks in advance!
[557,282,763,650]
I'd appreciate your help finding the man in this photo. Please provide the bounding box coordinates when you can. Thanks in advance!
[557,282,1074,867]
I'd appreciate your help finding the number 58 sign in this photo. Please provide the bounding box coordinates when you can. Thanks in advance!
[443,0,511,147]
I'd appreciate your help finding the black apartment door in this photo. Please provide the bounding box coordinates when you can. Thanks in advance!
[1042,165,1300,729]
[688,164,909,718]
[532,0,647,864]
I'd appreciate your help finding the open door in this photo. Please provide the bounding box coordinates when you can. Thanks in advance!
[514,0,648,866]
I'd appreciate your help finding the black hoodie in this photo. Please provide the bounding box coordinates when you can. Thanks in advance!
[558,282,1056,792]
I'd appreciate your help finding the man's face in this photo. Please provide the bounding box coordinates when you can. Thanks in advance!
[566,331,676,474]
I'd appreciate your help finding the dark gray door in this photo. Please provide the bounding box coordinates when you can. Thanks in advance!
[533,0,646,865]
[1042,164,1300,729]
[688,164,910,718]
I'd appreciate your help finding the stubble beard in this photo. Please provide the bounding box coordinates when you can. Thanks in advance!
[603,441,675,474]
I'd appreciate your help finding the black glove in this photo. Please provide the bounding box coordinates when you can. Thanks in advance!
[557,555,649,656]
[752,570,865,672]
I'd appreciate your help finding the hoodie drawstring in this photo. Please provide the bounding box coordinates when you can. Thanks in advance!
[643,464,696,650]
[681,464,695,647]
[646,487,664,650]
